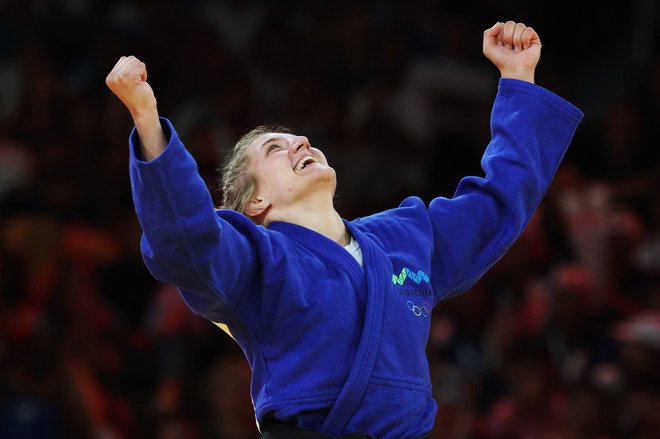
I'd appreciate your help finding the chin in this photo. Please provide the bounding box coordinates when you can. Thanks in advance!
[301,170,336,197]
[304,165,335,181]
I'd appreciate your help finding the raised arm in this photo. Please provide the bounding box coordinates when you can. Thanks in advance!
[428,21,583,302]
[106,56,167,161]
[105,56,263,322]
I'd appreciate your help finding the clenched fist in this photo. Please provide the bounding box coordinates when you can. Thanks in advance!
[106,56,166,161]
[106,56,157,121]
[483,21,541,83]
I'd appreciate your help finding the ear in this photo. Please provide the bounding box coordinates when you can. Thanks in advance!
[245,196,269,220]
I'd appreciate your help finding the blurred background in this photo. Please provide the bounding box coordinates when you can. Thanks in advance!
[0,0,658,438]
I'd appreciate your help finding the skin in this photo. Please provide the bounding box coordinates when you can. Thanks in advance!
[242,133,348,244]
[106,20,541,245]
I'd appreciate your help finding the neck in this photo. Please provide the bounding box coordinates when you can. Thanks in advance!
[267,197,350,246]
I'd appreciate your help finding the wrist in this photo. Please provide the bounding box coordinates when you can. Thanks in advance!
[131,108,160,131]
[129,99,159,125]
[131,108,167,162]
[499,67,535,84]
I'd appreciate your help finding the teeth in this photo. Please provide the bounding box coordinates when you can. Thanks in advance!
[295,156,317,171]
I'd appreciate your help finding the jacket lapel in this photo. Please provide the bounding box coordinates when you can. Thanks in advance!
[321,221,387,434]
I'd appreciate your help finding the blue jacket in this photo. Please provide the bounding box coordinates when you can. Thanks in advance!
[128,78,583,438]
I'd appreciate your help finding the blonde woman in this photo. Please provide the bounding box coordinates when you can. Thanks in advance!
[106,21,583,439]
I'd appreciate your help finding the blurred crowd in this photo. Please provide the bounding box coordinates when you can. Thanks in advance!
[0,1,658,438]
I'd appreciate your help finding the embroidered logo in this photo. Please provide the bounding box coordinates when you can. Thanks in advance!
[407,300,431,318]
[392,267,430,286]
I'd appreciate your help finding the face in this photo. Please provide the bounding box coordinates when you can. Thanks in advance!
[246,132,336,221]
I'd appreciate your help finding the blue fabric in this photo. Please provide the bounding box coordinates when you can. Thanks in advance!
[128,78,583,439]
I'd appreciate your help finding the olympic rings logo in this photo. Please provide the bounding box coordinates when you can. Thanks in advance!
[407,300,431,318]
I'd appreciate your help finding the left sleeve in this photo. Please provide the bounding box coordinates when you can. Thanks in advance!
[430,78,583,303]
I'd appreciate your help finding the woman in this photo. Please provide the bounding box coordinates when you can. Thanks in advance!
[106,21,583,439]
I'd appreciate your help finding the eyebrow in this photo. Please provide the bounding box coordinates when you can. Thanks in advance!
[260,137,286,154]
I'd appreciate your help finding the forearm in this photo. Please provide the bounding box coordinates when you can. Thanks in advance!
[477,79,583,234]
[106,55,166,160]
[132,108,167,161]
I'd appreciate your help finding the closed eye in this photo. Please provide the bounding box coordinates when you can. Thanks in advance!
[267,144,280,154]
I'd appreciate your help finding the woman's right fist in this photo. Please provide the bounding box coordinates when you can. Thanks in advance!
[105,56,157,120]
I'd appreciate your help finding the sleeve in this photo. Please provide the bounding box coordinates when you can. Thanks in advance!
[128,118,260,319]
[430,78,584,303]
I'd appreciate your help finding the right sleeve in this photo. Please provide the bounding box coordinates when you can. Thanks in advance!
[128,118,260,317]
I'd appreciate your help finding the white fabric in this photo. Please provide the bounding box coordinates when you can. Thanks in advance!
[344,235,363,267]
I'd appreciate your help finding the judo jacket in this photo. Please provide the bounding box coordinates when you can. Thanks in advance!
[128,78,584,438]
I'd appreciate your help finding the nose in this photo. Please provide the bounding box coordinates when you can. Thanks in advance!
[291,136,310,154]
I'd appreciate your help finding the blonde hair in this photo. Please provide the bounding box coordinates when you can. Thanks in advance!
[219,125,290,216]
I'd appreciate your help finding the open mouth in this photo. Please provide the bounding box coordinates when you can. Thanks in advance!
[294,155,319,172]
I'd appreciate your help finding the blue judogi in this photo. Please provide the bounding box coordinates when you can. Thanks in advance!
[128,78,583,438]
